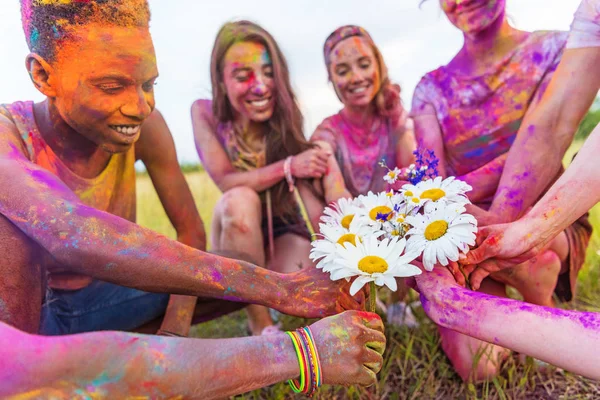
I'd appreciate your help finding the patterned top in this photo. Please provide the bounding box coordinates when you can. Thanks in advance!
[411,31,567,206]
[0,101,136,290]
[311,113,399,197]
[568,0,600,49]
[216,121,266,171]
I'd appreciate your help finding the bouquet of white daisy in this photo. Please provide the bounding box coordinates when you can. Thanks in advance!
[310,150,478,312]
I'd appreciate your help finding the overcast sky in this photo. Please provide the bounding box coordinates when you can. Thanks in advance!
[0,0,580,163]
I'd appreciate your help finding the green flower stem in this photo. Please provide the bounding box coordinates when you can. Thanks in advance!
[368,281,377,313]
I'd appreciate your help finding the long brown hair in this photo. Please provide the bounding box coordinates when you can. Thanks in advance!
[323,25,399,119]
[210,20,312,219]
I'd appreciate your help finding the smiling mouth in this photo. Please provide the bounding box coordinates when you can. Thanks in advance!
[348,85,370,94]
[246,97,271,108]
[110,125,141,136]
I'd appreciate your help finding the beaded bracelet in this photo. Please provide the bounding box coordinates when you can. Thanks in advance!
[286,326,322,397]
[283,155,295,192]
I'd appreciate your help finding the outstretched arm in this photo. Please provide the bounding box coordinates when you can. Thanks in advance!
[0,116,359,323]
[0,311,386,399]
[462,120,600,288]
[490,46,600,222]
[414,267,600,380]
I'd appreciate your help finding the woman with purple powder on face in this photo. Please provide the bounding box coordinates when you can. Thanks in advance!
[411,0,592,381]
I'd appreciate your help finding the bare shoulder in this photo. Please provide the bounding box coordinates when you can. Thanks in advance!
[0,113,28,159]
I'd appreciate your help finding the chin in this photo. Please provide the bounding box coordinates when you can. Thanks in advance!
[250,111,274,123]
[101,141,134,154]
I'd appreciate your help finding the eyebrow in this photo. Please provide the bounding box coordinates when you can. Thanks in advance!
[89,74,159,83]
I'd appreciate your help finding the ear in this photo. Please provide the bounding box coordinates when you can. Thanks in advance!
[25,53,58,97]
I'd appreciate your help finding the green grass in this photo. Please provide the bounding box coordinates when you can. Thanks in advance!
[136,161,600,399]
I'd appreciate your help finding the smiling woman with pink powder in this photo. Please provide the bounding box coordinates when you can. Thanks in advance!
[312,25,416,199]
[411,0,592,382]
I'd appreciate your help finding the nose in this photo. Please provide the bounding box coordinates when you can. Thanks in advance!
[349,67,365,84]
[120,88,153,121]
[250,74,268,96]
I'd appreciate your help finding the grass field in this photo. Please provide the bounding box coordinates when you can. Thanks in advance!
[136,158,600,399]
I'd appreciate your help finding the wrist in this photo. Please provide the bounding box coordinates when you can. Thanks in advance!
[283,156,295,191]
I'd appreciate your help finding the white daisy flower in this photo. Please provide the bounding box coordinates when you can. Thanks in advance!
[356,191,396,229]
[329,235,422,296]
[310,219,377,272]
[320,197,363,229]
[383,167,402,184]
[401,176,472,208]
[405,203,477,271]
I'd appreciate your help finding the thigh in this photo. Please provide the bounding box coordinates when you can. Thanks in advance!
[41,280,169,335]
[269,233,313,273]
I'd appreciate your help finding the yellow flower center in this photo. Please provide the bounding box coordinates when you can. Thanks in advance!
[424,220,449,241]
[386,191,393,197]
[420,188,446,202]
[390,230,400,236]
[404,191,414,197]
[387,171,396,178]
[341,214,354,229]
[358,255,389,274]
[369,206,393,221]
[337,233,358,247]
[411,197,420,204]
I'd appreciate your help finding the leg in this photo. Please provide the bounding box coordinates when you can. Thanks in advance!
[211,187,274,335]
[268,233,313,274]
[491,232,568,306]
[0,215,45,333]
[40,280,170,335]
[440,278,511,382]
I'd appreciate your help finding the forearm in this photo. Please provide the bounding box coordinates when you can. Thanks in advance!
[217,160,285,193]
[490,110,569,221]
[458,153,506,203]
[2,325,298,399]
[491,47,600,222]
[517,123,600,249]
[0,182,285,310]
[431,287,600,379]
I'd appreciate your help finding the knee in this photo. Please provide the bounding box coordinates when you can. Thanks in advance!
[442,336,506,382]
[453,354,503,382]
[219,187,261,219]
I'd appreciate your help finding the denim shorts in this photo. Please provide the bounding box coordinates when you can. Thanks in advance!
[40,279,169,335]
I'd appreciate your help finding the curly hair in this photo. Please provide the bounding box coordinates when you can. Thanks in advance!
[21,0,151,61]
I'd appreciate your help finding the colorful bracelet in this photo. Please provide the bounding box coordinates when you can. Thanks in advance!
[283,155,295,192]
[286,326,322,397]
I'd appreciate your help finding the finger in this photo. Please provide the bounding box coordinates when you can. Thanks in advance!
[447,262,465,286]
[364,331,387,356]
[313,158,329,170]
[360,312,384,333]
[470,267,491,291]
[357,366,378,387]
[338,292,362,312]
[315,150,331,162]
[461,263,477,276]
[464,239,496,265]
[353,288,366,307]
[362,348,384,374]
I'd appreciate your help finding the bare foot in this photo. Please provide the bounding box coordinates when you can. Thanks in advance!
[491,250,561,307]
